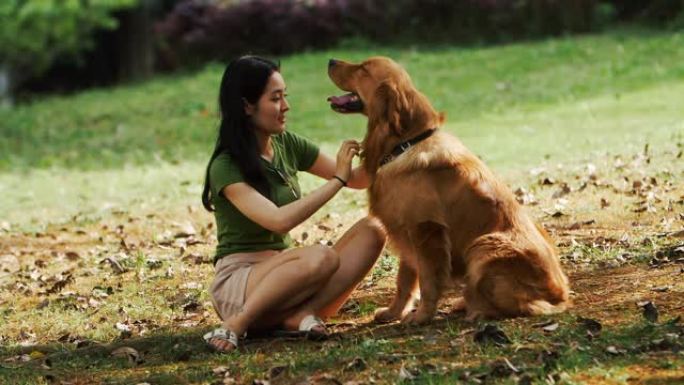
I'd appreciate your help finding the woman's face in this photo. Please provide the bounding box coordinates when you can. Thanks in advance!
[245,71,289,135]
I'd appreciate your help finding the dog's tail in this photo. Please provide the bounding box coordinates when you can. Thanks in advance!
[526,298,569,315]
[465,233,570,318]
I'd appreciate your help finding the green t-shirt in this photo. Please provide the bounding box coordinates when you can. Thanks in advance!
[209,131,320,263]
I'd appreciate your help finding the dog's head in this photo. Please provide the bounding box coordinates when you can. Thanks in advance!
[327,56,442,139]
[327,56,443,172]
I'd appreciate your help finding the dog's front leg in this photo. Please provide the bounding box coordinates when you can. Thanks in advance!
[374,258,418,323]
[402,222,451,325]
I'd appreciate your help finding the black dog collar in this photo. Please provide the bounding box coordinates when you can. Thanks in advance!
[380,129,437,166]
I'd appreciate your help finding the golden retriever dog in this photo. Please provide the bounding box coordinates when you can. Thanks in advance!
[327,57,569,324]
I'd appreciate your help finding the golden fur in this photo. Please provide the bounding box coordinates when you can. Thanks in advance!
[328,57,570,323]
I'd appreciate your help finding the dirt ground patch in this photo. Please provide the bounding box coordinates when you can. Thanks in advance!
[1,147,683,383]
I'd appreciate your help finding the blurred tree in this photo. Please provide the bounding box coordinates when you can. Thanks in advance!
[117,0,166,82]
[0,0,139,105]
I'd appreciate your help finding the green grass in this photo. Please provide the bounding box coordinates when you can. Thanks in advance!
[1,28,684,384]
[1,28,683,230]
[2,303,682,384]
[1,28,683,171]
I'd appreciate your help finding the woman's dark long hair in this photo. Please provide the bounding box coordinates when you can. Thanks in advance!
[202,56,280,211]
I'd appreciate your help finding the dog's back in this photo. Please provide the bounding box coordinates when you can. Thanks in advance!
[436,138,569,318]
[371,131,571,319]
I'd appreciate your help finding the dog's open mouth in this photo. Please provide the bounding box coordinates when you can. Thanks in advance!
[327,92,364,113]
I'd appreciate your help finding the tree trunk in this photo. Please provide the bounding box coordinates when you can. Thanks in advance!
[0,65,13,108]
[117,1,162,82]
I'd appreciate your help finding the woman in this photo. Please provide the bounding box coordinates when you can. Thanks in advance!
[201,56,386,353]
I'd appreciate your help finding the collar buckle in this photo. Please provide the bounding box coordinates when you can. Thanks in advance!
[379,128,438,168]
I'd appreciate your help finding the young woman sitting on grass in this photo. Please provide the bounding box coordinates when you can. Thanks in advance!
[201,55,386,353]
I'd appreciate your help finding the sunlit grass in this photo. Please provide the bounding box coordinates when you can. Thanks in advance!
[1,28,683,384]
[1,28,683,171]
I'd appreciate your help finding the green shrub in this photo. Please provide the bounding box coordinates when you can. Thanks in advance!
[0,0,138,89]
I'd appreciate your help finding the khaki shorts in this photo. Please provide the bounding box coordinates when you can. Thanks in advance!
[209,249,280,320]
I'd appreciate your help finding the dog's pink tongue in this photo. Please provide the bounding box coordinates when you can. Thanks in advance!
[327,93,355,106]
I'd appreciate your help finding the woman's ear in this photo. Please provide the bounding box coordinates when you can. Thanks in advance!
[243,98,255,116]
[369,80,409,136]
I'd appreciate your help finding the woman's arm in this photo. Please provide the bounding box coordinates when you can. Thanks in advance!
[222,178,344,234]
[306,152,369,190]
[221,140,360,234]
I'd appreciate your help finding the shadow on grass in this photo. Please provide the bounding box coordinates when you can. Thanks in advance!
[1,266,683,385]
[0,327,219,384]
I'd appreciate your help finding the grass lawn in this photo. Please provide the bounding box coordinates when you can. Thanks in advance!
[1,28,683,384]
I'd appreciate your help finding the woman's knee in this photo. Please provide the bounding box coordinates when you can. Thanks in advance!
[359,216,387,250]
[304,245,340,279]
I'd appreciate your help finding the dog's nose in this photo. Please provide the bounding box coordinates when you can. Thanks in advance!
[328,58,337,68]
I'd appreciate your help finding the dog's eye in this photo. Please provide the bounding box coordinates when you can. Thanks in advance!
[359,65,371,77]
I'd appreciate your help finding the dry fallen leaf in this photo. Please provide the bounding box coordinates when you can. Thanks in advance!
[543,323,559,332]
[173,221,197,238]
[344,357,367,372]
[101,254,127,274]
[474,324,511,346]
[539,177,556,186]
[115,322,132,338]
[605,345,624,355]
[531,320,560,333]
[514,187,537,205]
[3,354,32,363]
[552,183,571,199]
[111,346,142,364]
[46,274,73,294]
[0,254,20,274]
[212,366,229,376]
[399,364,418,381]
[268,364,288,380]
[638,301,659,323]
[64,251,80,261]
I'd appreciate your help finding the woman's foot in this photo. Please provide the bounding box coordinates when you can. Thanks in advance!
[204,328,240,353]
[204,319,246,353]
[281,312,329,339]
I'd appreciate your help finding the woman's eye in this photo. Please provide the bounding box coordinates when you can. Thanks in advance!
[272,93,287,102]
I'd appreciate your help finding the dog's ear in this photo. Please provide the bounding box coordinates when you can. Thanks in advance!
[369,80,410,136]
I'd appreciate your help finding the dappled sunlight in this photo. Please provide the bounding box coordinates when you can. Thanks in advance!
[2,26,684,384]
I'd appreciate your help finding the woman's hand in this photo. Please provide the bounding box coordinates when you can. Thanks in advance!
[224,140,362,233]
[335,140,360,182]
[225,139,361,233]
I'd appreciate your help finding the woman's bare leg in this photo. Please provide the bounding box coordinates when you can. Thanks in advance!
[208,245,339,351]
[283,216,386,328]
[208,217,385,351]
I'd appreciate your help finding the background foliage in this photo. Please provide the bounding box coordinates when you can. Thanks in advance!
[0,0,139,82]
[2,0,684,98]
[155,0,684,69]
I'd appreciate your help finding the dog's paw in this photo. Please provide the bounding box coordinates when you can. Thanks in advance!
[465,310,483,322]
[401,308,434,325]
[451,297,467,313]
[373,307,401,323]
